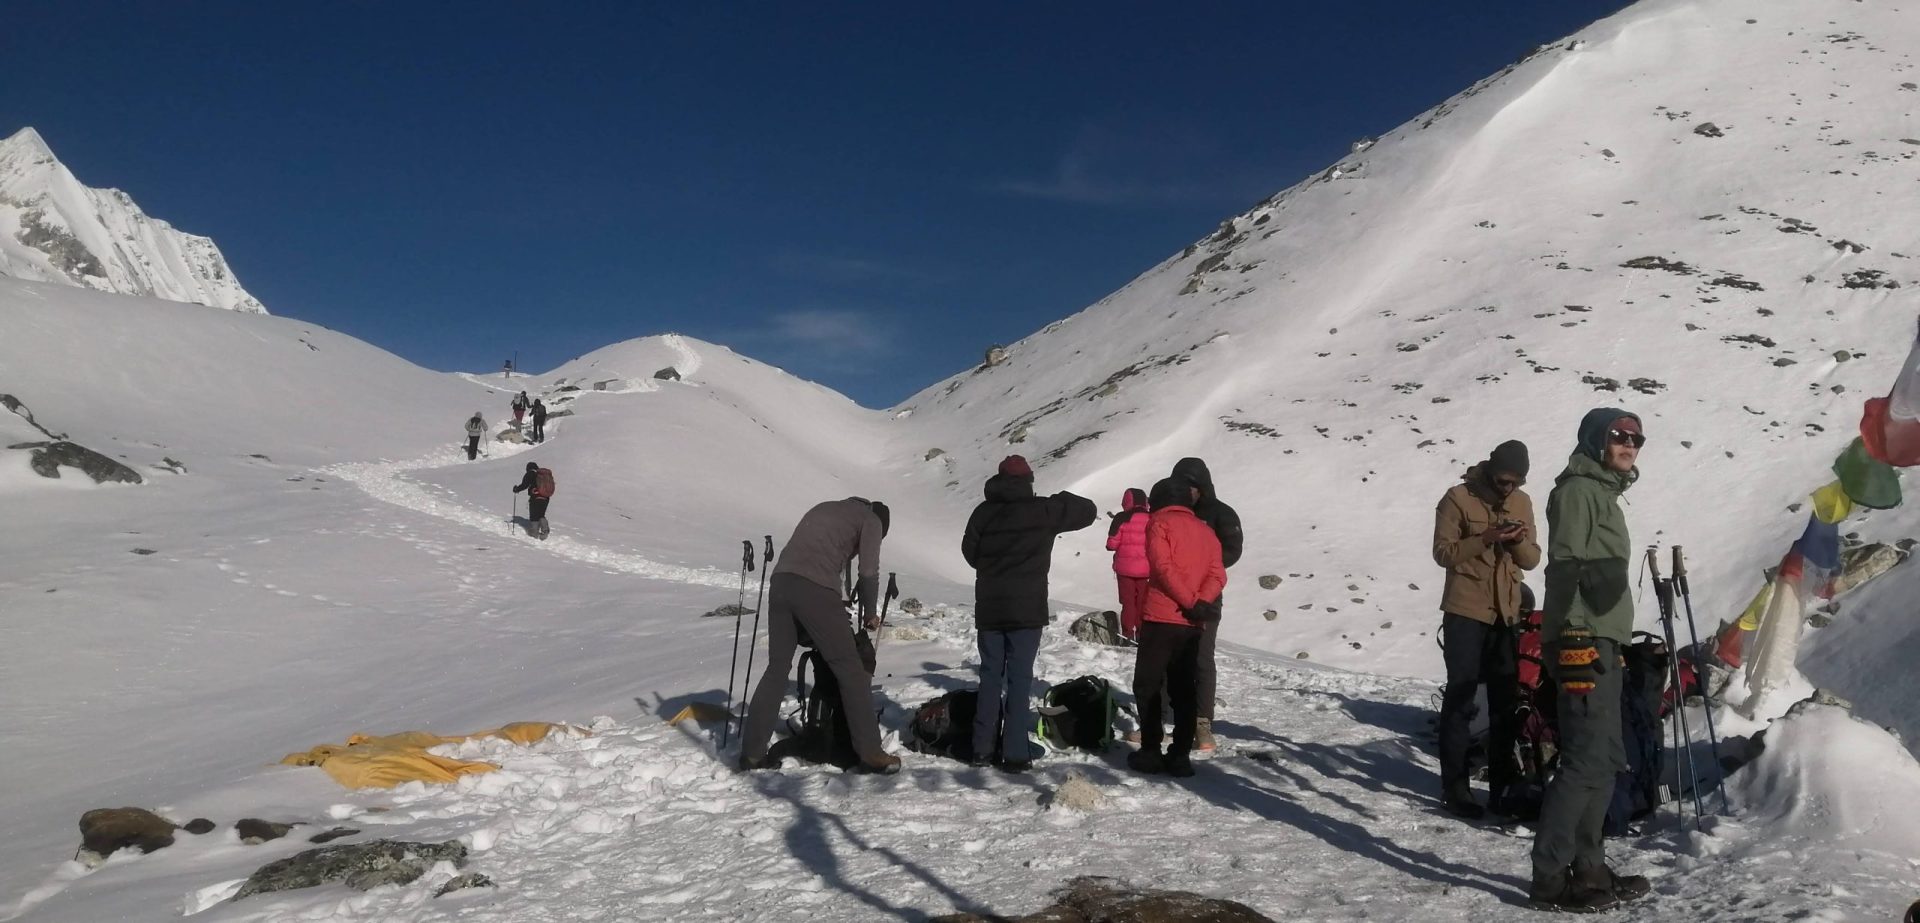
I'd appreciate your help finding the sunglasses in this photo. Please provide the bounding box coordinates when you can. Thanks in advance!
[1608,429,1646,449]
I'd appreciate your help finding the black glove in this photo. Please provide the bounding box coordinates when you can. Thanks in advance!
[1185,599,1223,623]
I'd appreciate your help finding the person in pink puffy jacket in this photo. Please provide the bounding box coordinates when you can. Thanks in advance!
[1105,487,1152,640]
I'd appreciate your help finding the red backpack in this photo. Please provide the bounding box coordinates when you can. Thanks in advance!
[532,468,555,499]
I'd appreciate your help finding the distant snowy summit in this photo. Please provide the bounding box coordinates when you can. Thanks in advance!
[0,127,266,314]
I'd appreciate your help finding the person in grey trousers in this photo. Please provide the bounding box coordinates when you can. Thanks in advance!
[739,497,901,774]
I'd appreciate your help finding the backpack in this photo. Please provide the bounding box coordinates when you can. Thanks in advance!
[1036,676,1116,752]
[532,468,555,499]
[905,690,981,762]
[765,630,877,770]
[1604,632,1670,835]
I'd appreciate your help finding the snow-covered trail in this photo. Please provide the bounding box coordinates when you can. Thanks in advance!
[320,445,738,591]
[124,611,1909,923]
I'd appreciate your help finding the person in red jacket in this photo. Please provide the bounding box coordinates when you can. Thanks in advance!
[1105,487,1152,641]
[1129,477,1226,778]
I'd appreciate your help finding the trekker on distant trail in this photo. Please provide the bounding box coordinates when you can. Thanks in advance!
[1527,409,1652,913]
[1170,457,1242,755]
[1106,487,1152,642]
[961,455,1097,771]
[1432,440,1541,820]
[464,412,486,461]
[511,391,530,426]
[1128,476,1225,779]
[513,461,554,539]
[740,497,901,775]
[530,399,549,444]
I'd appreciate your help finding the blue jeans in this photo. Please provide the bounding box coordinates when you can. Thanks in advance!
[974,628,1042,762]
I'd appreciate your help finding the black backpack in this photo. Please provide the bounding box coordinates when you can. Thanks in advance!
[1037,676,1116,752]
[766,631,876,770]
[1604,633,1669,835]
[905,690,982,762]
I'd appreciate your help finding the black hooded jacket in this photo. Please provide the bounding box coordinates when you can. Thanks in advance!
[962,474,1098,631]
[1172,457,1244,568]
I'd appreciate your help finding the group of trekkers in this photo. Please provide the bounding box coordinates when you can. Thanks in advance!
[733,404,1656,913]
[460,393,549,462]
[458,392,559,540]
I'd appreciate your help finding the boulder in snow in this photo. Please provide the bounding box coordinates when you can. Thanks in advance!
[1068,611,1126,647]
[77,807,177,866]
[230,839,468,901]
[12,440,143,484]
[494,428,526,444]
[235,818,296,844]
[933,875,1275,923]
[654,366,681,381]
[434,872,495,897]
[1044,771,1105,812]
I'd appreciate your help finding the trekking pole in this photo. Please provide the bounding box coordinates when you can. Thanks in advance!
[511,493,518,536]
[737,535,774,744]
[878,573,899,638]
[1647,548,1706,831]
[1672,546,1729,814]
[721,540,754,750]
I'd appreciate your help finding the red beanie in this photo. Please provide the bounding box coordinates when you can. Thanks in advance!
[998,455,1033,478]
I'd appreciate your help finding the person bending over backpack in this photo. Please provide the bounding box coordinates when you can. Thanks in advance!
[739,497,901,775]
[962,455,1097,771]
[1128,477,1225,778]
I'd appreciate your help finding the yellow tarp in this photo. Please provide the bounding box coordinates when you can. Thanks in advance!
[281,722,584,789]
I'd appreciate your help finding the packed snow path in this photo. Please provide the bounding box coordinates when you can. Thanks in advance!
[140,613,1913,923]
[320,445,737,590]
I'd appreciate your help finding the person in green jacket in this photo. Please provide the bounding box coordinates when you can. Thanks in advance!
[1528,408,1654,912]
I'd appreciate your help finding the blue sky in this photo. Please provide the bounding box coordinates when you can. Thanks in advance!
[4,1,1631,407]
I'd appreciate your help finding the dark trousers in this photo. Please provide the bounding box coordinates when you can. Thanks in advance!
[1438,613,1520,793]
[1196,616,1219,720]
[1133,621,1203,754]
[742,574,886,764]
[973,628,1042,761]
[531,418,545,442]
[465,436,480,460]
[1532,638,1626,878]
[528,497,550,537]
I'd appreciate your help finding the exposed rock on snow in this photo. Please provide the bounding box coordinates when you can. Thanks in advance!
[1044,771,1105,812]
[653,366,681,381]
[76,808,177,866]
[234,818,296,844]
[699,603,752,619]
[433,872,495,897]
[933,876,1276,923]
[12,440,143,484]
[1068,610,1126,647]
[230,839,469,901]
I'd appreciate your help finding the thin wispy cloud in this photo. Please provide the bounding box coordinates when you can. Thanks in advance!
[759,309,897,360]
[769,251,928,286]
[988,120,1275,208]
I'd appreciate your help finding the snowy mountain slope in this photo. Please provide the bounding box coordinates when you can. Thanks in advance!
[0,128,265,313]
[893,0,1920,677]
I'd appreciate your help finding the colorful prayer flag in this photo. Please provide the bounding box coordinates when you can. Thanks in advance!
[1860,320,1920,467]
[1832,437,1903,510]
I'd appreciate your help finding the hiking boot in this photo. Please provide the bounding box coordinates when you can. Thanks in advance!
[1527,868,1619,913]
[1442,781,1486,820]
[996,760,1034,773]
[1127,749,1165,775]
[1575,864,1651,902]
[1194,719,1217,754]
[1164,752,1196,778]
[857,753,902,775]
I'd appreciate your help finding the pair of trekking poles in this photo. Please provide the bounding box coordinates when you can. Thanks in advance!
[1644,545,1730,830]
[718,535,900,749]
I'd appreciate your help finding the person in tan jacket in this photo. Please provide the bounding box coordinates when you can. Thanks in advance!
[1432,439,1541,819]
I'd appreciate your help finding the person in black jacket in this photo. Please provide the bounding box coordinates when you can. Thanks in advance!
[1171,457,1243,753]
[529,399,548,444]
[512,462,551,539]
[962,455,1097,770]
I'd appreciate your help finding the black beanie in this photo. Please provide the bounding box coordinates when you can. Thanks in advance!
[1488,440,1530,480]
[868,500,891,537]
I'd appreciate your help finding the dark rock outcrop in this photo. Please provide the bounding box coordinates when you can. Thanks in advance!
[77,807,176,865]
[11,440,143,484]
[654,366,682,381]
[231,839,468,901]
[235,818,297,844]
[933,876,1276,923]
[1068,611,1126,647]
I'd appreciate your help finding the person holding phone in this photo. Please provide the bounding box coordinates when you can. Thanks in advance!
[1432,439,1541,819]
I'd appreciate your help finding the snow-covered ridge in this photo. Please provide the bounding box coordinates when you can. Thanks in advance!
[0,128,265,313]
